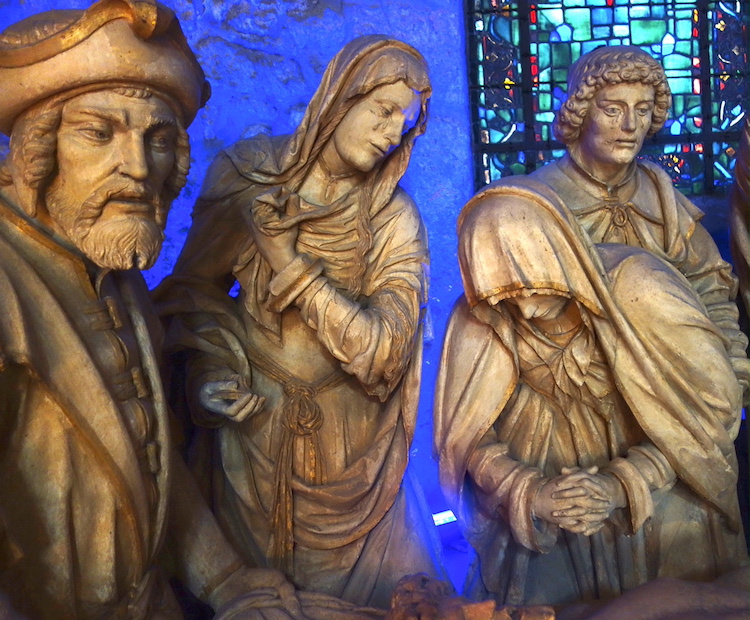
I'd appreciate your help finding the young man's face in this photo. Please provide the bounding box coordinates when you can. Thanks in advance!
[46,89,179,270]
[577,82,655,171]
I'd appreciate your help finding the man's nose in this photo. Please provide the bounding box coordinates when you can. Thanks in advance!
[118,134,149,180]
[621,108,637,132]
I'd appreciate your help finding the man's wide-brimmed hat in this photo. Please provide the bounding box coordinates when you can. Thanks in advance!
[0,0,210,135]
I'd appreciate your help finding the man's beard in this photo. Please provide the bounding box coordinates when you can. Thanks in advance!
[45,180,168,271]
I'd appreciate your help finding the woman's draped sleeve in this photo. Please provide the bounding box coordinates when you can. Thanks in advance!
[154,151,264,426]
[268,189,428,401]
[467,418,557,554]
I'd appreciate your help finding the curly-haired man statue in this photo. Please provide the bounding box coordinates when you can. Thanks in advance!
[544,45,748,380]
[0,2,384,619]
[435,45,749,605]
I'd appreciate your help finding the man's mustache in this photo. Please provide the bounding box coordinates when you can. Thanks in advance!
[105,186,156,203]
[86,182,159,210]
[76,182,165,232]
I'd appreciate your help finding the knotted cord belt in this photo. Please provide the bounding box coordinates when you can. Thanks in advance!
[244,342,347,574]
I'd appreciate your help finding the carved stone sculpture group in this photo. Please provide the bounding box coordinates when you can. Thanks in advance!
[0,2,747,619]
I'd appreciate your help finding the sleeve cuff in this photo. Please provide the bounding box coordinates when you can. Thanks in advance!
[267,253,324,312]
[605,456,654,533]
[508,470,558,553]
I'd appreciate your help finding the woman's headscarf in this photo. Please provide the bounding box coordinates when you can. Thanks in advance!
[198,34,431,221]
[177,36,430,334]
[457,177,607,319]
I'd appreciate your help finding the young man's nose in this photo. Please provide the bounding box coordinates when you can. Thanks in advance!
[621,109,638,132]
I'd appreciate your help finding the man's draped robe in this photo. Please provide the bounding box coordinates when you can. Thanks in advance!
[0,195,183,619]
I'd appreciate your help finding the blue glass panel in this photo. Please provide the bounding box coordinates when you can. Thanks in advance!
[592,8,614,24]
[469,0,748,191]
[556,24,574,42]
[565,8,592,40]
[490,15,514,42]
[630,6,651,18]
[631,20,668,45]
[539,8,565,28]
[714,141,740,187]
[710,1,748,132]
[614,7,629,23]
[661,33,676,54]
[581,40,603,54]
[613,25,630,37]
[663,53,692,70]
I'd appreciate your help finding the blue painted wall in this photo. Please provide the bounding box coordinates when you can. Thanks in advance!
[0,0,474,516]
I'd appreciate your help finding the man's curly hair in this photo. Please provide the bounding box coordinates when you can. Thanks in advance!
[0,87,190,209]
[553,46,672,145]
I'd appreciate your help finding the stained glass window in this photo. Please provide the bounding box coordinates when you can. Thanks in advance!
[467,0,749,194]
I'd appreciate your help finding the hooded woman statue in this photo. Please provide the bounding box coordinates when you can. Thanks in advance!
[154,36,441,607]
[434,177,747,605]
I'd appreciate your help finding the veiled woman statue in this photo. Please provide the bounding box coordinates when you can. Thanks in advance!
[434,179,747,605]
[155,36,440,607]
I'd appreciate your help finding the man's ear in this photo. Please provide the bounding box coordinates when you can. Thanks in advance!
[5,102,63,220]
[6,153,40,218]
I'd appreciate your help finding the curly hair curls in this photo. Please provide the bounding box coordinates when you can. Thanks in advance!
[553,46,672,145]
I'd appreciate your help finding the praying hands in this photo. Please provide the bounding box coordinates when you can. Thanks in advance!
[531,466,628,536]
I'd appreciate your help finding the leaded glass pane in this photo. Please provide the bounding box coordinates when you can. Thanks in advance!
[638,142,706,195]
[712,3,747,132]
[467,0,749,194]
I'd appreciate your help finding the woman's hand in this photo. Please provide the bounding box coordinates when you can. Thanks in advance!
[199,380,265,422]
[532,466,626,536]
[533,468,607,524]
[250,194,300,273]
[250,218,298,273]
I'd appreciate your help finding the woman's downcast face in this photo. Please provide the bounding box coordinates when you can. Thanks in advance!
[328,80,421,174]
[505,293,570,321]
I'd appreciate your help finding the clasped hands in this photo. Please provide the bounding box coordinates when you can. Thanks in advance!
[531,466,627,536]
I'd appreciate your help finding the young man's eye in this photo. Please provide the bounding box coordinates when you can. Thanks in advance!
[149,135,168,149]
